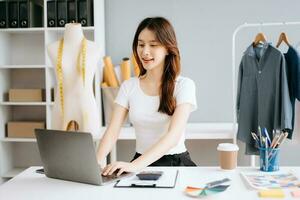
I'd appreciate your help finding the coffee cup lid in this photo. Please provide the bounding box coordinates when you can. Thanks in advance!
[217,143,239,151]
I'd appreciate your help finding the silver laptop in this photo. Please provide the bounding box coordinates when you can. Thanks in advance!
[35,129,132,185]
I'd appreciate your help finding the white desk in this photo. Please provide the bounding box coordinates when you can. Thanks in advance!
[1,167,300,200]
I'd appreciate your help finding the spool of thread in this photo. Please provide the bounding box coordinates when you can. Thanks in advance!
[131,54,140,77]
[103,56,119,87]
[121,57,131,81]
[102,65,109,85]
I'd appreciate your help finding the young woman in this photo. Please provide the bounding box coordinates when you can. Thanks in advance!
[97,17,197,176]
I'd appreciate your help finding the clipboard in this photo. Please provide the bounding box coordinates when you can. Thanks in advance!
[114,169,179,188]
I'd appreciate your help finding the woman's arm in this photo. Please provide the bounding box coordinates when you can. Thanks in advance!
[96,103,128,166]
[103,103,192,176]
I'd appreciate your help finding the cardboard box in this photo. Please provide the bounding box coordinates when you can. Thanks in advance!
[7,122,45,138]
[8,89,44,102]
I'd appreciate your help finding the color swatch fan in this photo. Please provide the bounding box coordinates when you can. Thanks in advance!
[185,178,231,198]
[185,185,230,198]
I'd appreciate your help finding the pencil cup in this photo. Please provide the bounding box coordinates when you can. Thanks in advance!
[259,147,280,172]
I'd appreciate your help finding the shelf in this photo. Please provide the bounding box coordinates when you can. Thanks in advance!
[2,167,27,178]
[1,136,99,142]
[46,26,95,32]
[0,28,45,34]
[0,102,48,106]
[1,138,36,142]
[0,65,46,69]
[0,123,235,142]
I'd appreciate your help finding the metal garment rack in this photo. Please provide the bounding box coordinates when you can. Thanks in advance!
[232,21,300,166]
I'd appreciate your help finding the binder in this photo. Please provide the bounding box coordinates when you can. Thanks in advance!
[90,0,93,26]
[29,0,43,27]
[67,0,77,23]
[19,0,43,28]
[114,169,179,188]
[77,0,92,26]
[47,0,56,27]
[8,1,19,28]
[19,0,29,28]
[0,1,7,28]
[57,0,67,27]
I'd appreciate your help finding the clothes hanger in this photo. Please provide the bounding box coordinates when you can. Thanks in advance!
[276,32,290,48]
[253,32,267,46]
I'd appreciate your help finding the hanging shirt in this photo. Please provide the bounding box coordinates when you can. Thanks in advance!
[114,76,197,155]
[291,44,300,144]
[284,46,300,132]
[236,43,293,155]
[291,102,300,144]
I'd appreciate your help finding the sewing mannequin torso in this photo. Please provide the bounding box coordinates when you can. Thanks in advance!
[47,23,101,137]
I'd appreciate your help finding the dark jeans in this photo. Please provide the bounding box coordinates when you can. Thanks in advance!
[131,151,197,166]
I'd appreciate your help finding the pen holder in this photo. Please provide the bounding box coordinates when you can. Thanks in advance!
[259,147,280,172]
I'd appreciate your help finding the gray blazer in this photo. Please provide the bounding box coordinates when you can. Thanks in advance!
[236,43,293,155]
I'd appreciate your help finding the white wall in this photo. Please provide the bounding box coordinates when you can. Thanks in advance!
[105,0,300,166]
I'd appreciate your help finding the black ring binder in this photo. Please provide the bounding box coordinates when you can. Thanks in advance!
[0,1,7,28]
[57,0,67,27]
[8,1,19,28]
[47,0,56,27]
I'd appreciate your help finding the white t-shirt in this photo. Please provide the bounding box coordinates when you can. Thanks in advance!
[114,76,197,155]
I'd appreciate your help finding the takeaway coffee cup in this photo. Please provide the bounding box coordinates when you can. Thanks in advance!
[217,143,239,170]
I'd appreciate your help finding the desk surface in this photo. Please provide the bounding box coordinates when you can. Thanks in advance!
[1,166,300,200]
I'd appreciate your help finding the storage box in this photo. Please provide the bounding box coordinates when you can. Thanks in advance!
[7,122,45,138]
[8,89,44,102]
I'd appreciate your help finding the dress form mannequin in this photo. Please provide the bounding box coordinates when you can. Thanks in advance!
[47,23,101,137]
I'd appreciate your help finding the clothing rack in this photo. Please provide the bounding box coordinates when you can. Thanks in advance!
[232,21,300,166]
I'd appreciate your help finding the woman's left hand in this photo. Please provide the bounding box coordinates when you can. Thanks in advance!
[102,161,139,176]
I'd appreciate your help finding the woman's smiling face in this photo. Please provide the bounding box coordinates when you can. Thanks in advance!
[137,28,168,72]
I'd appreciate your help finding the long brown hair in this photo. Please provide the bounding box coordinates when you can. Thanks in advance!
[132,17,181,115]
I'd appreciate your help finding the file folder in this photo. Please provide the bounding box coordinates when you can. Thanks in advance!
[90,0,93,26]
[67,0,77,23]
[19,0,29,28]
[19,0,43,28]
[0,1,7,28]
[57,0,67,27]
[29,0,43,27]
[77,0,92,26]
[47,0,56,27]
[8,1,19,28]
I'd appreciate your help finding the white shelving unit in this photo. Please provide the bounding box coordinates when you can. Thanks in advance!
[0,0,105,183]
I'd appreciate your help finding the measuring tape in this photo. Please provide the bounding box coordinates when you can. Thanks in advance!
[56,38,87,129]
